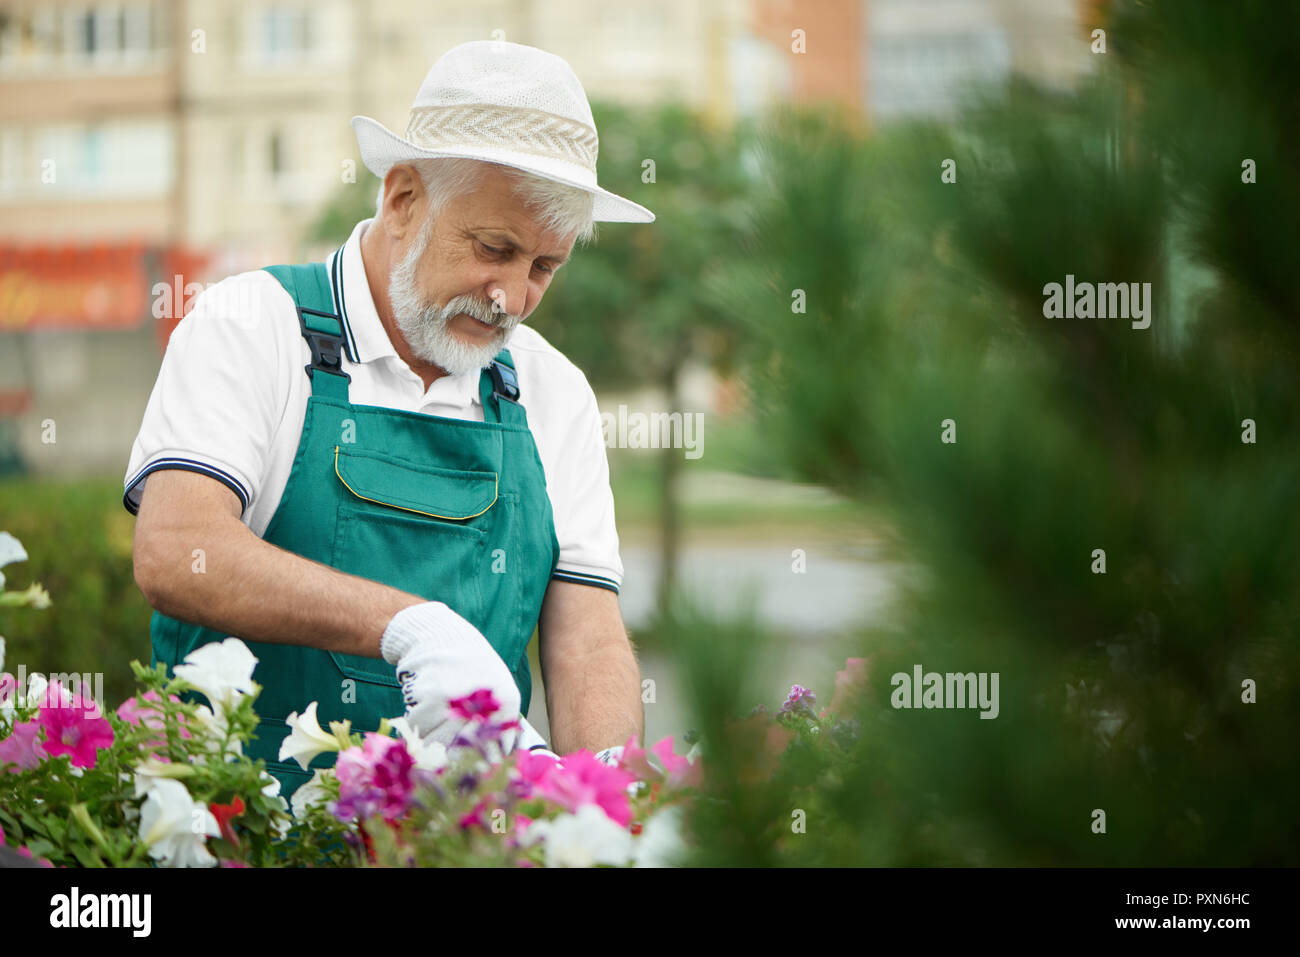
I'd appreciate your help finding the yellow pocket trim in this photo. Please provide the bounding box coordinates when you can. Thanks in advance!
[333,446,498,520]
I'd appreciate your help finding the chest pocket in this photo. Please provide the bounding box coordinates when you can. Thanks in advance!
[327,445,499,687]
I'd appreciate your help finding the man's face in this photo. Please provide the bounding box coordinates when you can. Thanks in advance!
[387,164,576,376]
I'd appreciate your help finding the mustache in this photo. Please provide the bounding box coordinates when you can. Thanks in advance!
[438,295,520,328]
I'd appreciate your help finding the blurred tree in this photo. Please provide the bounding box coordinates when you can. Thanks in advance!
[0,480,153,707]
[691,0,1298,864]
[307,171,380,249]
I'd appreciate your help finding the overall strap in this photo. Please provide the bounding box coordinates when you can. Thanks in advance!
[480,349,527,426]
[263,262,350,402]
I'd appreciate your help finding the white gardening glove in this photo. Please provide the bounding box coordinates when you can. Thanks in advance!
[514,717,624,768]
[517,716,560,761]
[380,601,522,752]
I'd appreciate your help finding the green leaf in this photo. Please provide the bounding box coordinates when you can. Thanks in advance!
[44,779,75,804]
[70,842,103,868]
[24,838,56,859]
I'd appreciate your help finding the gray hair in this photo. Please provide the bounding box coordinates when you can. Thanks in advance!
[374,157,596,246]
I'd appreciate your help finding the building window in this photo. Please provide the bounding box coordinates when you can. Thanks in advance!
[871,29,1011,120]
[94,5,125,58]
[82,126,105,185]
[64,7,96,60]
[269,129,284,179]
[230,130,245,186]
[53,3,159,68]
[254,4,315,65]
[28,121,173,200]
[0,129,23,197]
[123,4,157,59]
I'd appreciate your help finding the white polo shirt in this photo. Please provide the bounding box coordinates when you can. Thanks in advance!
[122,217,623,595]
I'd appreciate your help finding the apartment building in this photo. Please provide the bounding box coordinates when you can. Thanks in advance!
[0,0,1091,476]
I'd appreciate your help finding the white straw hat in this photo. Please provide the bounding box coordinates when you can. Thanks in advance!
[351,40,654,224]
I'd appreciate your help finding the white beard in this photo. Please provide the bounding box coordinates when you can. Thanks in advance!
[386,219,522,376]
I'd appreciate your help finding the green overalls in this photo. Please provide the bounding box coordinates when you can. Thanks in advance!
[150,258,560,799]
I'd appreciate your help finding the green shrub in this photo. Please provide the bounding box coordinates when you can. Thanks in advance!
[0,477,151,706]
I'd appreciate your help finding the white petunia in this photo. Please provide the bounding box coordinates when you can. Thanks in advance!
[192,703,243,759]
[173,637,258,715]
[290,768,334,819]
[632,805,688,868]
[0,531,27,590]
[530,805,635,868]
[259,770,281,800]
[259,771,293,838]
[24,674,46,709]
[138,778,220,868]
[132,757,195,797]
[279,702,341,771]
[0,635,5,673]
[388,716,448,772]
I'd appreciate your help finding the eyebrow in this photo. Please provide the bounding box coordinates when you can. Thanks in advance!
[475,230,570,265]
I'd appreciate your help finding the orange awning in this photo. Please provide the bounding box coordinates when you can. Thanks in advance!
[0,242,211,335]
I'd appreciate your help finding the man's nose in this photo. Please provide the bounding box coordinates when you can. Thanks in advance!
[488,277,528,319]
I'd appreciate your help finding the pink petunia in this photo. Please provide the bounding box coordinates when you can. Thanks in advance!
[458,799,489,830]
[41,680,78,709]
[448,689,503,721]
[827,657,870,718]
[650,737,703,789]
[332,732,417,822]
[511,748,560,794]
[536,750,636,827]
[39,691,114,769]
[0,718,46,773]
[615,735,660,781]
[117,690,191,755]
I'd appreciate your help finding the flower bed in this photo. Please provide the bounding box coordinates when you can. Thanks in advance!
[0,531,865,868]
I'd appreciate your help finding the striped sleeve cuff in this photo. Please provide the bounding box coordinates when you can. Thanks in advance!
[550,568,620,594]
[123,457,251,517]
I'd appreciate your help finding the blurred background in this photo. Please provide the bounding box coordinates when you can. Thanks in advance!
[2,0,1296,864]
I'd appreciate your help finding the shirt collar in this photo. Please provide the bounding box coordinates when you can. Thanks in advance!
[334,218,482,407]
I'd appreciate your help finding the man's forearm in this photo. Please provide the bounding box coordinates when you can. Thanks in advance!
[543,636,643,756]
[139,513,423,659]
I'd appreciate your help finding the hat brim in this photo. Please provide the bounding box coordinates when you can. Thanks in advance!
[352,115,655,224]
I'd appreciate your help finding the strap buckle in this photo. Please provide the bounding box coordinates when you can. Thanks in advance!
[488,360,520,404]
[299,306,351,382]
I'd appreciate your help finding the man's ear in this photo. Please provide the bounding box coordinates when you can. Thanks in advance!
[381,164,426,241]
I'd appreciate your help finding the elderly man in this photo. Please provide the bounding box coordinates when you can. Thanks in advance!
[123,41,652,797]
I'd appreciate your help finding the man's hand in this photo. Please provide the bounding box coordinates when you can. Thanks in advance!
[380,601,522,750]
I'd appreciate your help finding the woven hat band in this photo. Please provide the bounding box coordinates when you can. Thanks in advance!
[404,104,600,173]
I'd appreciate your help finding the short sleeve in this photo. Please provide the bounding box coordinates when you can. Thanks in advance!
[548,373,624,594]
[122,272,288,518]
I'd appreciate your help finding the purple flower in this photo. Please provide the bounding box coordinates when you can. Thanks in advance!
[779,684,817,717]
[451,714,521,762]
[330,732,417,823]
